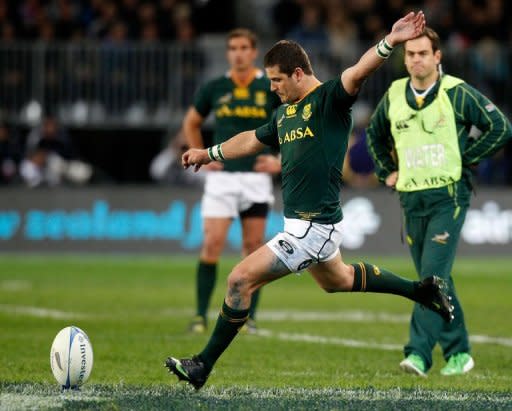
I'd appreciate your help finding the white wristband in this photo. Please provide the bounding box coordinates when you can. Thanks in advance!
[207,144,225,161]
[376,37,393,59]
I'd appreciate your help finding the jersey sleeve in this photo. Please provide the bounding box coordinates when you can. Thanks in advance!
[324,78,358,109]
[255,109,279,149]
[365,92,397,182]
[193,82,214,117]
[455,83,512,165]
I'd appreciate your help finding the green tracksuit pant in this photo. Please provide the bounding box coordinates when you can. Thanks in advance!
[403,204,470,370]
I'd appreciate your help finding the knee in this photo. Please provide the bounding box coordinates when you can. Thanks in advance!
[227,266,252,297]
[318,265,353,293]
[202,233,226,259]
[320,281,350,293]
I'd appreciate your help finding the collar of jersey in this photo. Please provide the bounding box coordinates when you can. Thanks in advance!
[228,68,262,87]
[292,83,322,104]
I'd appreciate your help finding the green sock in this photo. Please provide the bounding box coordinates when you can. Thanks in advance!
[351,262,415,299]
[248,288,261,320]
[198,301,248,372]
[196,261,217,319]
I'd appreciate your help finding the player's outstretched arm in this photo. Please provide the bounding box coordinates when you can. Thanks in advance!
[182,130,266,172]
[182,107,205,149]
[341,11,425,95]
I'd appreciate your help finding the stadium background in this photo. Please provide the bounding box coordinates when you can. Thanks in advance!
[0,0,510,254]
[1,2,512,409]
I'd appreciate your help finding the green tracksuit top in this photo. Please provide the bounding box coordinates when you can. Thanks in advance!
[366,74,512,216]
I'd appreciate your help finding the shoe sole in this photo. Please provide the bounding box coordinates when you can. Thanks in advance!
[399,359,427,377]
[440,357,475,376]
[165,357,206,390]
[431,276,455,323]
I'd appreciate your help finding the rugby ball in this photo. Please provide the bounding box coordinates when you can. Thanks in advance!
[50,326,93,389]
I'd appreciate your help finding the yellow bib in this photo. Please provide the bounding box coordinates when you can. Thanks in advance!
[388,75,464,192]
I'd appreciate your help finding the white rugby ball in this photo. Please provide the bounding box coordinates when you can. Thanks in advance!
[50,326,93,389]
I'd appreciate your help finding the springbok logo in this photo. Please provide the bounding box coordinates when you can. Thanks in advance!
[432,231,450,244]
[302,103,312,121]
[255,91,267,106]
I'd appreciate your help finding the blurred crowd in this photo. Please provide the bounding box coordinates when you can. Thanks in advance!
[0,0,511,187]
[0,0,230,43]
[0,0,510,46]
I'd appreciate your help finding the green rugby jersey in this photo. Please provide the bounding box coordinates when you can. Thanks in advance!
[194,70,281,172]
[255,78,357,223]
[366,75,512,216]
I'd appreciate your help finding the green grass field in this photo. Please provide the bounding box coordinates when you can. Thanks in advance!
[1,254,512,410]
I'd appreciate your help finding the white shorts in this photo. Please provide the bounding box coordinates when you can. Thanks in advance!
[267,218,343,273]
[201,171,274,218]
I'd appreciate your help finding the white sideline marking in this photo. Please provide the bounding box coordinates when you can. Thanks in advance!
[0,304,88,319]
[163,308,512,348]
[470,334,512,347]
[255,329,512,350]
[0,279,32,291]
[256,329,402,351]
[161,308,410,323]
[254,310,410,323]
[4,305,512,348]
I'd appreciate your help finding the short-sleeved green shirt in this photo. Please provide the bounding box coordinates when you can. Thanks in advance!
[255,78,357,223]
[194,71,281,172]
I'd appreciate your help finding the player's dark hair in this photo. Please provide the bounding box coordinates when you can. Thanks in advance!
[227,28,258,49]
[263,40,314,76]
[406,26,441,52]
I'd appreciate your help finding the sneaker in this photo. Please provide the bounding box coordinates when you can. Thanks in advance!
[400,354,427,377]
[440,353,474,376]
[188,316,206,334]
[165,355,209,390]
[416,276,454,323]
[240,318,257,334]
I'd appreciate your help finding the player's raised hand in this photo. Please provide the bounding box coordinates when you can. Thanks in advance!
[387,11,425,46]
[182,148,211,172]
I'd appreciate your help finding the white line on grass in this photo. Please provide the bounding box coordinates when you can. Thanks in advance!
[256,329,402,350]
[470,335,512,347]
[254,329,512,349]
[0,279,32,291]
[0,304,88,319]
[161,308,411,323]
[4,305,512,348]
[252,310,411,323]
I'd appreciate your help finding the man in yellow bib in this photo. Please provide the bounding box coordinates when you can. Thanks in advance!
[367,27,512,376]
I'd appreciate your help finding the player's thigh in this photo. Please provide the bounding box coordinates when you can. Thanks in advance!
[419,206,468,279]
[267,218,343,273]
[240,203,269,253]
[229,244,291,293]
[308,251,353,292]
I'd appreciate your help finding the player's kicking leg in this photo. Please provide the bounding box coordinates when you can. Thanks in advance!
[166,245,290,389]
